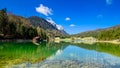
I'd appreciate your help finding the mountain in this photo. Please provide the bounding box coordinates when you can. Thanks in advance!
[28,16,58,30]
[72,29,101,38]
[73,25,120,40]
[0,8,67,40]
[28,16,68,35]
[46,17,68,35]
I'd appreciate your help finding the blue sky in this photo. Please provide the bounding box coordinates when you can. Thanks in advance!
[0,0,120,34]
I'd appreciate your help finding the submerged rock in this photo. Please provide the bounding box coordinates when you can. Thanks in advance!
[11,60,110,68]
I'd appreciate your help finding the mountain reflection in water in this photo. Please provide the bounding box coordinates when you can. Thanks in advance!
[0,42,120,68]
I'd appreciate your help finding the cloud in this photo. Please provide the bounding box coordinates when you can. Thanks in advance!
[36,4,52,16]
[97,14,103,19]
[65,17,70,21]
[70,24,75,27]
[106,0,113,5]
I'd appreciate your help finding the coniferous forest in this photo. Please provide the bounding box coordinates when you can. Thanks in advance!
[0,8,66,40]
[71,25,120,41]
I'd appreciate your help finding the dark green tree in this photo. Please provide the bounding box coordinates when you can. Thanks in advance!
[8,22,16,34]
[26,27,37,39]
[0,8,8,36]
[19,24,25,36]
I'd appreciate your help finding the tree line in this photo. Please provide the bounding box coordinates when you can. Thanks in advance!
[0,8,47,40]
[72,25,120,41]
[97,27,120,40]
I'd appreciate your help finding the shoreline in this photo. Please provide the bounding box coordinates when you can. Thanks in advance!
[0,39,32,42]
[55,38,120,44]
[96,40,120,44]
[0,38,120,45]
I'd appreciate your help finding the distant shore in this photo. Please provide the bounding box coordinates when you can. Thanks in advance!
[55,38,120,44]
[96,40,120,44]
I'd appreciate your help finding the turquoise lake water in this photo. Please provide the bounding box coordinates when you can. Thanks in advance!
[0,42,120,68]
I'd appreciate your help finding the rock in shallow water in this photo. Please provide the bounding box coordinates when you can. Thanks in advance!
[11,60,111,68]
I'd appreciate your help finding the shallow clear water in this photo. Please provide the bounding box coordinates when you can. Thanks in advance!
[0,42,120,68]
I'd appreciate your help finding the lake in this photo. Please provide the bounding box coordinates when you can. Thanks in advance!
[0,42,120,68]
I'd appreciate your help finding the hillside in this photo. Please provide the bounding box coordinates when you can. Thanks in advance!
[73,25,120,40]
[28,16,58,30]
[28,16,68,35]
[0,8,67,40]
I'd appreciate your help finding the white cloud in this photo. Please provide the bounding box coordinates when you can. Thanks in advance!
[70,24,75,27]
[97,14,103,19]
[106,0,113,5]
[65,17,70,21]
[36,4,53,16]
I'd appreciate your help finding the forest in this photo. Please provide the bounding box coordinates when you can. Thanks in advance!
[72,24,120,41]
[0,8,64,40]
